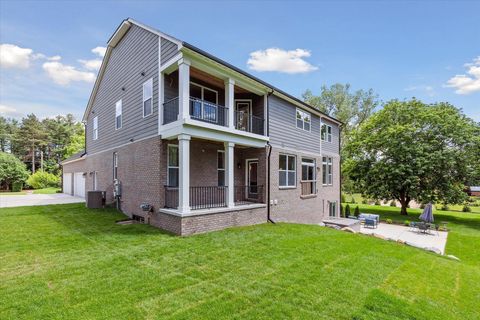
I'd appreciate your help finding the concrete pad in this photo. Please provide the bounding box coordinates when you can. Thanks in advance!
[360,223,448,254]
[0,193,85,208]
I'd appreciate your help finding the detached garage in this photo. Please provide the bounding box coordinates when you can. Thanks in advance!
[61,150,86,198]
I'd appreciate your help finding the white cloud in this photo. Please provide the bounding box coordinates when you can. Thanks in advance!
[47,55,62,61]
[78,59,102,70]
[404,85,435,97]
[0,44,34,69]
[0,104,23,118]
[42,61,96,86]
[445,56,480,94]
[247,48,318,74]
[92,46,107,57]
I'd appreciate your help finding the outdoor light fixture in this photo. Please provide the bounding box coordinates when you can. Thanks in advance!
[121,87,126,91]
[141,71,145,76]
[237,162,241,169]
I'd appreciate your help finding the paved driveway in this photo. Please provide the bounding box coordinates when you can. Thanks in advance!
[360,223,448,254]
[0,193,85,208]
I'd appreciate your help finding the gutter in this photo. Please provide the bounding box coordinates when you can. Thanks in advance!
[266,90,275,224]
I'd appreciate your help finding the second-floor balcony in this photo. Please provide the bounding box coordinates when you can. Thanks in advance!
[163,96,265,135]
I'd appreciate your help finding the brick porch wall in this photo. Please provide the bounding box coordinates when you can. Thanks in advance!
[268,146,340,224]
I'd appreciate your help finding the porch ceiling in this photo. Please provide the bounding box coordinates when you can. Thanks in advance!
[190,67,253,95]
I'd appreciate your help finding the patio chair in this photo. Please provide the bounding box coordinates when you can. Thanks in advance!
[409,221,417,232]
[364,218,377,229]
[417,222,429,234]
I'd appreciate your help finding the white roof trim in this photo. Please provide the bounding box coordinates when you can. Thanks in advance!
[61,156,86,166]
[126,18,182,47]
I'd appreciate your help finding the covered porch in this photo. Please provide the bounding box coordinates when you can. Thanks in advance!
[162,137,266,214]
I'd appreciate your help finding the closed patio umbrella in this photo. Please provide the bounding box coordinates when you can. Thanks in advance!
[419,203,434,223]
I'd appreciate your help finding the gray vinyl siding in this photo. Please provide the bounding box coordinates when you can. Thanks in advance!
[268,95,320,154]
[86,24,159,155]
[161,37,178,65]
[321,118,340,154]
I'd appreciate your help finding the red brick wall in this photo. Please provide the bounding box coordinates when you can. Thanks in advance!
[268,146,340,224]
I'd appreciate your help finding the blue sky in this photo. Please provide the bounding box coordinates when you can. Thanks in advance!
[1,0,479,121]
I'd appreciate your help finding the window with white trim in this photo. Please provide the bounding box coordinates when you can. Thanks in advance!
[279,154,296,187]
[113,152,118,181]
[329,201,337,217]
[115,100,122,129]
[296,108,311,131]
[322,156,333,185]
[217,150,225,187]
[167,145,179,187]
[93,171,98,190]
[143,78,153,117]
[321,123,332,142]
[93,116,98,140]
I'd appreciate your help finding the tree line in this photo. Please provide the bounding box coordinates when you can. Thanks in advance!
[0,114,84,190]
[303,84,480,215]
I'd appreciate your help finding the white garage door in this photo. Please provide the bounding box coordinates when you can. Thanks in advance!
[63,173,72,195]
[74,172,85,198]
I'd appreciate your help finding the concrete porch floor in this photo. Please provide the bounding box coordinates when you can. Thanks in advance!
[360,223,448,254]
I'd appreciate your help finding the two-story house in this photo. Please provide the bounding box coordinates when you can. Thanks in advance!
[61,18,342,236]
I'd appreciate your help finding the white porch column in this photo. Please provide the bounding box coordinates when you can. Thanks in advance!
[225,78,235,128]
[225,141,235,208]
[263,93,268,136]
[178,58,191,121]
[178,134,191,213]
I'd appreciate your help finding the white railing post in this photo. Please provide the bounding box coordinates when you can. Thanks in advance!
[178,134,191,214]
[225,78,235,128]
[178,58,191,121]
[225,141,235,208]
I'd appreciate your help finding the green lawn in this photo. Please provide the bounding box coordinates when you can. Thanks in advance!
[0,188,60,196]
[1,204,479,319]
[348,204,480,266]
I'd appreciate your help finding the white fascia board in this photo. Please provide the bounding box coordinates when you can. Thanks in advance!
[127,18,182,47]
[182,48,269,95]
[61,156,86,166]
[160,121,268,148]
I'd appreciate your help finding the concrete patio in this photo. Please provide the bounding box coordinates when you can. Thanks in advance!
[359,223,448,254]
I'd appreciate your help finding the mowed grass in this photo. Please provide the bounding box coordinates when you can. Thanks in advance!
[0,188,60,196]
[1,204,479,319]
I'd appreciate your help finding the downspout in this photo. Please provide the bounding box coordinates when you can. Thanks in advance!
[266,90,275,224]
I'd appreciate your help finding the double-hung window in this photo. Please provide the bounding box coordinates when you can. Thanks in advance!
[93,116,98,140]
[322,156,333,186]
[301,158,316,195]
[217,150,225,186]
[329,201,337,217]
[115,100,122,129]
[279,154,296,187]
[167,145,179,187]
[321,123,332,142]
[296,108,311,131]
[143,78,153,117]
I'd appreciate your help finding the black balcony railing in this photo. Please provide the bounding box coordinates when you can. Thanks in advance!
[164,185,264,210]
[190,186,227,210]
[234,185,264,206]
[300,180,317,196]
[163,97,179,124]
[190,98,228,126]
[234,111,264,135]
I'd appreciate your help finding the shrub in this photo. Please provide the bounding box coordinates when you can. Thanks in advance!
[441,204,449,211]
[383,199,389,204]
[341,194,346,203]
[354,206,360,217]
[419,203,425,209]
[362,199,368,204]
[374,200,381,206]
[386,218,393,224]
[404,220,410,226]
[390,200,396,207]
[0,152,29,190]
[340,205,344,217]
[351,197,356,204]
[12,181,23,192]
[26,171,59,189]
[345,204,351,217]
[462,205,472,212]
